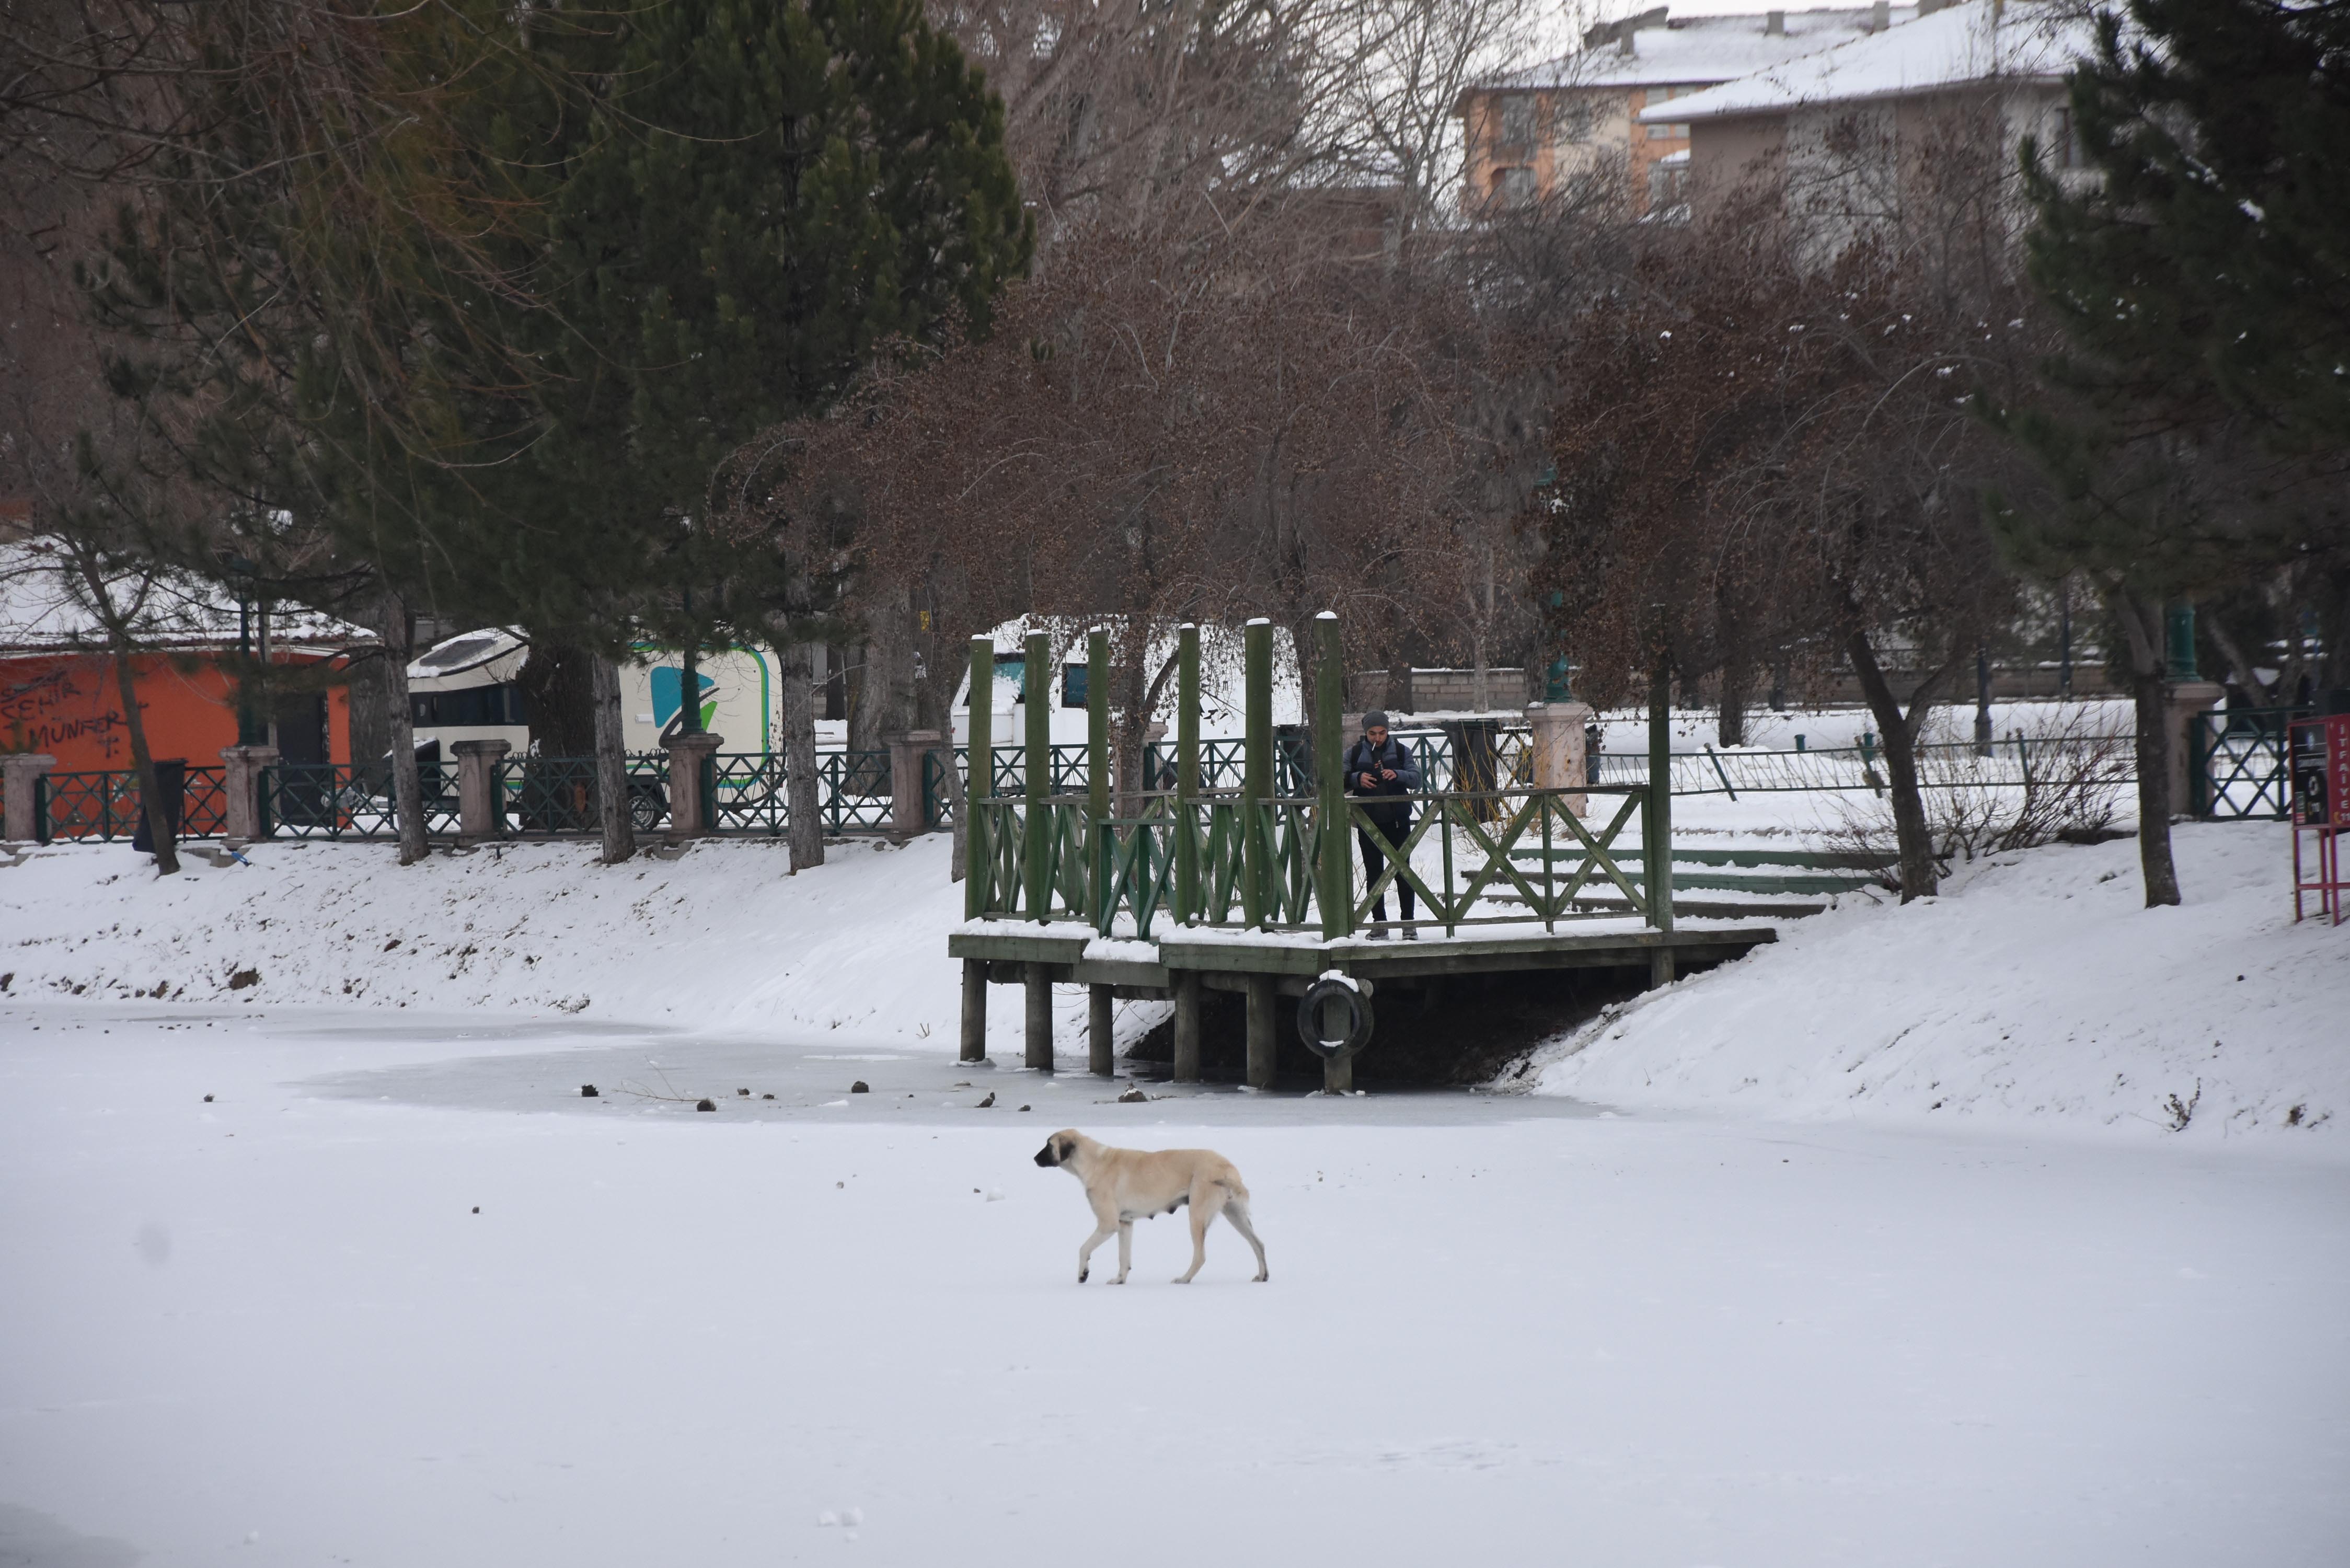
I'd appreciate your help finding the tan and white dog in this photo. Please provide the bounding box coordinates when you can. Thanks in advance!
[1033,1130,1269,1285]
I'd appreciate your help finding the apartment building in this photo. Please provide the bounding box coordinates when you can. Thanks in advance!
[1643,0,2095,228]
[1455,5,1919,220]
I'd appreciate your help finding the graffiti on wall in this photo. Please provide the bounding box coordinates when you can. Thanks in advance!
[1,667,139,758]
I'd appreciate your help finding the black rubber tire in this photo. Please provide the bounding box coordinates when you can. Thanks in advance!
[1296,977,1375,1060]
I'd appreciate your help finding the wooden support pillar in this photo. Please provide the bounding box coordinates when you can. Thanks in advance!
[1176,624,1201,924]
[1241,619,1272,929]
[1314,613,1351,941]
[1245,975,1276,1089]
[1322,1012,1355,1093]
[1649,944,1676,989]
[1172,971,1202,1082]
[965,638,992,916]
[1024,629,1052,923]
[1088,984,1114,1077]
[960,958,989,1063]
[1024,962,1053,1071]
[1646,655,1676,935]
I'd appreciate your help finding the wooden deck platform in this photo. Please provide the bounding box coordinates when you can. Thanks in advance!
[949,921,1778,1088]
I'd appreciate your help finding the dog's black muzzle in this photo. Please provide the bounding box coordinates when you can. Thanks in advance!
[1033,1144,1058,1167]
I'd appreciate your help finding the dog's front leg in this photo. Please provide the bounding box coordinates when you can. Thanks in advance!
[1112,1219,1133,1284]
[1077,1224,1115,1284]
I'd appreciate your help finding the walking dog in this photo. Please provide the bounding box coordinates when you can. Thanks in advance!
[1033,1130,1269,1285]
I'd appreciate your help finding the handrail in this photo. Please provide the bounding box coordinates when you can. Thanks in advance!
[969,783,1660,939]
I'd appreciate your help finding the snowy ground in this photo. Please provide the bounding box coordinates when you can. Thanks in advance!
[1527,824,2349,1142]
[4,813,2347,1564]
[3,1005,2346,1567]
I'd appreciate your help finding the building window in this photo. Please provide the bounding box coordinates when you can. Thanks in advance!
[1554,96,1595,145]
[1493,165,1536,205]
[1497,95,1535,151]
[1647,159,1689,211]
[2049,103,2083,169]
[1646,84,1693,140]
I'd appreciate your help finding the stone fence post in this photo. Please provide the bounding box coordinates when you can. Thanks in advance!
[887,729,941,842]
[1525,701,1594,816]
[3,753,57,843]
[664,732,724,838]
[2164,681,2225,818]
[450,739,512,845]
[215,745,279,844]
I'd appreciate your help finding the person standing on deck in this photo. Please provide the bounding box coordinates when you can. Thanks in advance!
[1345,711,1422,932]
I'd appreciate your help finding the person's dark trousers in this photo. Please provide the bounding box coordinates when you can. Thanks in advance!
[1356,815,1416,922]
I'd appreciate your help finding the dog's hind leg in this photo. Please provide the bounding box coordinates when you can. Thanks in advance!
[1113,1219,1133,1284]
[1174,1180,1227,1283]
[1220,1192,1270,1283]
[1077,1224,1115,1284]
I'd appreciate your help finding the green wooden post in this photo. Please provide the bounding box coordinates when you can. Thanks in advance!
[1085,626,1113,1071]
[1176,623,1201,924]
[1647,655,1676,985]
[962,636,994,1065]
[1086,628,1110,820]
[1086,627,1110,887]
[1241,618,1272,929]
[1314,612,1349,940]
[965,637,992,919]
[1024,629,1051,924]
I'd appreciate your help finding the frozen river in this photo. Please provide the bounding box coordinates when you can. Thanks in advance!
[3,1002,2345,1566]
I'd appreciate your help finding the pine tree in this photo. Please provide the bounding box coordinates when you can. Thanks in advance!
[509,0,1032,859]
[1989,0,2350,907]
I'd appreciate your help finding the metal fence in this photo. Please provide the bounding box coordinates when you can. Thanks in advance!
[262,763,461,839]
[2189,707,2309,820]
[36,764,228,843]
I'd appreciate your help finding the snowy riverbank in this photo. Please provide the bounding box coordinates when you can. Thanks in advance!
[1526,823,2349,1143]
[3,820,2343,1143]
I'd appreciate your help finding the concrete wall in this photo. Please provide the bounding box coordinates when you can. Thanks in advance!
[1346,668,1529,714]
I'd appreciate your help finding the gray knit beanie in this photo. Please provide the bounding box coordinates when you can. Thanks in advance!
[1361,710,1389,731]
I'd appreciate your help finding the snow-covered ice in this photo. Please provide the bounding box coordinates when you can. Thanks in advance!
[2,820,2346,1564]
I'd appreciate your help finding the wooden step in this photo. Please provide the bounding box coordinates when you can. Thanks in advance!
[1503,866,1883,896]
[1490,891,1832,919]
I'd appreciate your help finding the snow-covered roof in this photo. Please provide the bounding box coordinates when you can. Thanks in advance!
[1476,6,1920,95]
[0,539,373,655]
[407,628,524,683]
[1642,0,2094,123]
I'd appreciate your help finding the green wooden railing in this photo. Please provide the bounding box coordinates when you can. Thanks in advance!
[966,782,1658,940]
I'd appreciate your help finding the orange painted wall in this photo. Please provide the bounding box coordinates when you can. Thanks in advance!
[0,653,352,773]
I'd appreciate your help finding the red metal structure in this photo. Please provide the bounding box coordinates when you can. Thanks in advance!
[2289,713,2350,926]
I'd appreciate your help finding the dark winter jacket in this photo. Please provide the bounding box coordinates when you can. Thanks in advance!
[1344,735,1422,828]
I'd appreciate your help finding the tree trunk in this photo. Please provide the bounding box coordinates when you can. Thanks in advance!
[2116,589,2182,907]
[345,656,389,791]
[590,654,635,864]
[1846,630,1953,902]
[1717,659,1750,747]
[105,633,178,875]
[379,596,428,866]
[944,732,967,883]
[781,639,823,871]
[515,639,599,756]
[1386,652,1414,716]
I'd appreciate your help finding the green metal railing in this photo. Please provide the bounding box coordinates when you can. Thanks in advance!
[34,765,229,843]
[496,754,667,835]
[2190,707,2309,819]
[261,763,462,839]
[819,750,893,833]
